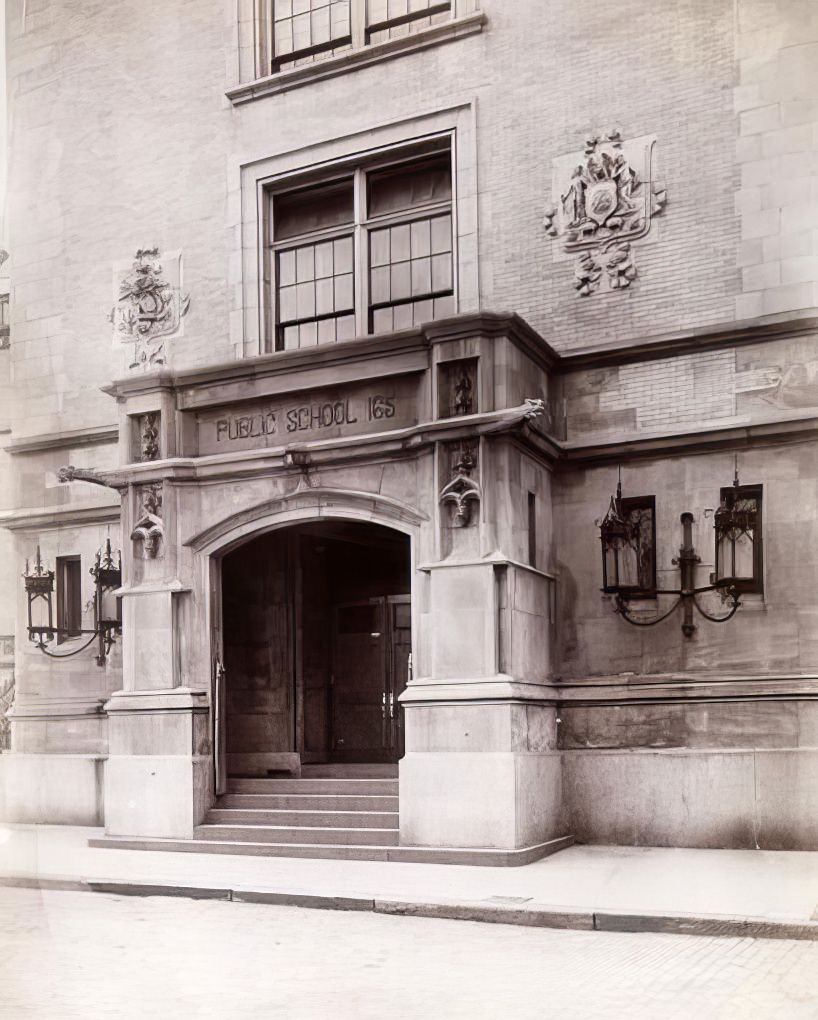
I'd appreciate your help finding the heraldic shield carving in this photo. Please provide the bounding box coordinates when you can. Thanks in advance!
[110,248,190,370]
[543,130,667,296]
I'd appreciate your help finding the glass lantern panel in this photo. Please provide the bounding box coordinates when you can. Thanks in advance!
[732,531,755,579]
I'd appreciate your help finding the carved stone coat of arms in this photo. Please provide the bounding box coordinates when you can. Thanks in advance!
[544,130,667,296]
[110,248,190,369]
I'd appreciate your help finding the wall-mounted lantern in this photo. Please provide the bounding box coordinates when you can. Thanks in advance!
[23,546,55,643]
[23,539,122,665]
[714,466,762,593]
[599,472,741,638]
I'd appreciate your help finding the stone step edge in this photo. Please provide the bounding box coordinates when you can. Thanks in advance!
[3,873,817,942]
[86,835,571,867]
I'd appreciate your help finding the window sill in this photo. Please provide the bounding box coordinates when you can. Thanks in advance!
[226,11,486,105]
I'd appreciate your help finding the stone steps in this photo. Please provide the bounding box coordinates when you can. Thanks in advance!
[300,764,398,778]
[88,835,574,866]
[194,824,401,846]
[192,771,402,855]
[227,778,398,796]
[217,793,399,812]
[205,808,399,828]
[88,767,574,866]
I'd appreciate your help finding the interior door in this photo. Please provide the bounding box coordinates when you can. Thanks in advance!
[387,596,412,760]
[331,598,388,762]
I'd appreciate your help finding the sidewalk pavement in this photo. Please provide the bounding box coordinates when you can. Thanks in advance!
[1,823,817,940]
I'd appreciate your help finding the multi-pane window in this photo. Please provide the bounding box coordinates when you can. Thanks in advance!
[272,0,352,71]
[269,0,452,72]
[274,179,356,349]
[269,147,455,350]
[368,156,454,332]
[366,0,452,44]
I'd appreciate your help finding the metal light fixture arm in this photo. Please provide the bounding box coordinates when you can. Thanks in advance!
[609,511,741,638]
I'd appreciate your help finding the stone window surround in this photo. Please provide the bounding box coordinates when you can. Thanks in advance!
[228,0,484,104]
[234,102,479,357]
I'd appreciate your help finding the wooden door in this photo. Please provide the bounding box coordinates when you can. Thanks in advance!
[331,599,389,762]
[387,596,412,760]
[209,557,228,795]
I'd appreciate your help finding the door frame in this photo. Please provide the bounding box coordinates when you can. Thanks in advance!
[203,504,421,788]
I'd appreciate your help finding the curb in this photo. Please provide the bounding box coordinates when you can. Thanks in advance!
[2,876,817,941]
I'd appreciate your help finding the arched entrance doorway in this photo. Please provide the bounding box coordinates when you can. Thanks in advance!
[219,520,411,778]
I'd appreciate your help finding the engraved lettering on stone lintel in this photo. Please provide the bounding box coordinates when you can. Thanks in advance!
[544,130,667,295]
[440,445,481,528]
[213,393,397,445]
[131,482,164,559]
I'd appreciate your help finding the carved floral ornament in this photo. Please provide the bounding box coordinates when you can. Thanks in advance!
[110,248,190,371]
[136,412,161,462]
[543,130,667,296]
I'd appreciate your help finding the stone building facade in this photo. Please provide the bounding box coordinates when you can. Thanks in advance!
[0,0,817,857]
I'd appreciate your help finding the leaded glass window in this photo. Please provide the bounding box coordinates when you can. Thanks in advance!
[366,0,452,44]
[269,145,455,350]
[272,0,352,71]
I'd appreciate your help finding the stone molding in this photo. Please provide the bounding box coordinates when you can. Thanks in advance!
[0,502,120,531]
[226,12,486,105]
[556,313,818,374]
[554,673,818,706]
[3,424,118,456]
[184,486,428,554]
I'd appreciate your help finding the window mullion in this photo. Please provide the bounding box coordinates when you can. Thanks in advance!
[353,167,368,337]
[351,0,366,50]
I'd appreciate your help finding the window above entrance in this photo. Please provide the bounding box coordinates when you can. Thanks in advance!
[268,144,455,351]
[229,1,484,103]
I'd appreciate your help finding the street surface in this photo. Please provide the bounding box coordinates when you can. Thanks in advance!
[0,887,816,1019]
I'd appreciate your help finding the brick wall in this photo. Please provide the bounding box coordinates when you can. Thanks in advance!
[563,329,818,440]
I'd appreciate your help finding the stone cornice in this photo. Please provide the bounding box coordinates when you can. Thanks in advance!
[3,424,118,456]
[225,12,486,105]
[556,312,818,373]
[554,672,818,706]
[559,413,818,467]
[86,400,552,490]
[0,501,121,531]
[102,313,560,403]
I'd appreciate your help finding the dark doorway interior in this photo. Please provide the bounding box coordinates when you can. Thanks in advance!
[222,521,411,773]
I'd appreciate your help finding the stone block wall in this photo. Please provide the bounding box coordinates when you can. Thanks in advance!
[734,0,818,322]
[3,0,816,451]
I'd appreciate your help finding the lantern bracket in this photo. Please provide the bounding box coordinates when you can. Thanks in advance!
[23,540,123,666]
[603,506,741,639]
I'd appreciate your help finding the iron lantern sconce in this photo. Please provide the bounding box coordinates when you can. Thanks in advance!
[23,546,55,643]
[599,474,744,639]
[23,539,123,666]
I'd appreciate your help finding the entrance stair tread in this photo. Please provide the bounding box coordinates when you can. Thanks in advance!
[88,835,574,866]
[205,810,399,827]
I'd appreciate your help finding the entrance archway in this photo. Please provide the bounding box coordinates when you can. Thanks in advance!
[219,520,411,777]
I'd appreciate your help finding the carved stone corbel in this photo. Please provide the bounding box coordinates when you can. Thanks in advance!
[440,446,481,528]
[131,483,164,559]
[58,465,109,487]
